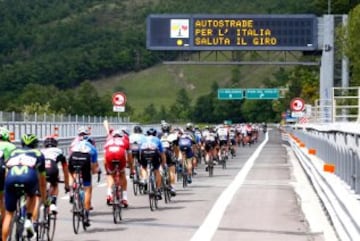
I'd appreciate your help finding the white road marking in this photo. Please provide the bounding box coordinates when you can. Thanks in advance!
[190,132,269,241]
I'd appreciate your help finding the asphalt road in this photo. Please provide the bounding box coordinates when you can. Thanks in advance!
[52,129,334,241]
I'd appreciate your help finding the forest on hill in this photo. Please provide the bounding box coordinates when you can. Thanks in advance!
[0,0,358,123]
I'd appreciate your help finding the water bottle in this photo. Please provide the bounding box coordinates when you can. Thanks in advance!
[39,205,44,222]
[79,189,84,202]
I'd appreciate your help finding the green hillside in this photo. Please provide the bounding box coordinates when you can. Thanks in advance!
[92,54,296,112]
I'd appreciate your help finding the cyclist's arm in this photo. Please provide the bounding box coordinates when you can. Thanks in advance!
[57,154,70,189]
[37,155,47,203]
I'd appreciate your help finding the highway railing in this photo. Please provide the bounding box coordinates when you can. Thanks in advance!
[283,123,360,241]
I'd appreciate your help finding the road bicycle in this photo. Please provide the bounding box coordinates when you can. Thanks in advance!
[109,160,123,224]
[141,151,159,211]
[161,166,171,204]
[8,184,33,241]
[71,165,87,234]
[36,190,56,241]
[131,152,143,196]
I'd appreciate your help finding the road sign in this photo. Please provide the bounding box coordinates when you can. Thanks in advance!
[245,88,279,99]
[112,92,127,106]
[290,97,305,112]
[113,106,125,112]
[217,89,244,100]
[147,14,318,51]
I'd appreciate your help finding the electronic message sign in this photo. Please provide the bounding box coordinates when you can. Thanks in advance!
[147,14,318,51]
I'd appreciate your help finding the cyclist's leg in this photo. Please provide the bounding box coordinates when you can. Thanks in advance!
[2,174,18,241]
[47,161,60,213]
[152,154,162,199]
[104,157,115,204]
[82,155,92,226]
[117,153,128,206]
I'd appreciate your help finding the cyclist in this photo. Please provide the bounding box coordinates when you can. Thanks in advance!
[104,129,130,207]
[216,124,230,160]
[68,135,99,227]
[40,136,70,214]
[178,124,197,184]
[2,134,47,240]
[128,125,144,179]
[0,127,16,230]
[202,126,218,171]
[159,123,177,196]
[69,126,90,154]
[229,126,237,157]
[139,128,166,200]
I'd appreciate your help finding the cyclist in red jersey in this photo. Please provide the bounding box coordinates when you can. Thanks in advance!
[104,129,130,207]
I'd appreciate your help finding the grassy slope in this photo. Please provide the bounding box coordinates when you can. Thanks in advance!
[92,58,295,114]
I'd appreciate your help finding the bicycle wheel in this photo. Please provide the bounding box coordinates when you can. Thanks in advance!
[112,186,122,224]
[47,212,56,241]
[36,204,48,241]
[132,165,140,196]
[161,174,170,204]
[208,158,214,177]
[148,173,157,211]
[72,192,80,234]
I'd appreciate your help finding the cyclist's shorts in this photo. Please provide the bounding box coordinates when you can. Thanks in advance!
[140,149,160,170]
[205,140,216,152]
[164,148,176,166]
[230,139,236,146]
[104,147,127,174]
[219,140,228,147]
[179,138,194,158]
[5,167,38,212]
[45,159,60,185]
[0,159,6,192]
[69,152,91,187]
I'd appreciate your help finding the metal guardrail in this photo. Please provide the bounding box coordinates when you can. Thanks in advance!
[284,126,360,241]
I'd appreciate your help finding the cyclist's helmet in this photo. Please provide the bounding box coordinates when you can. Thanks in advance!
[0,127,10,141]
[133,125,142,134]
[21,134,39,148]
[161,123,171,133]
[77,126,90,136]
[147,128,157,136]
[186,122,193,131]
[112,129,123,137]
[44,136,58,147]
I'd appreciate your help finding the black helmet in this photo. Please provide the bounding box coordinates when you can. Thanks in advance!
[133,125,142,134]
[21,134,39,148]
[44,137,58,147]
[147,128,157,136]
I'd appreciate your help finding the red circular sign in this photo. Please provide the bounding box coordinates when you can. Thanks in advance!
[290,97,305,112]
[112,92,127,106]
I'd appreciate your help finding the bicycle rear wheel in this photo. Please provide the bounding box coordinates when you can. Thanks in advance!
[148,173,157,211]
[72,192,80,234]
[112,186,122,223]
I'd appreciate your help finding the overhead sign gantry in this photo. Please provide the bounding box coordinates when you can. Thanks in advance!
[147,14,318,51]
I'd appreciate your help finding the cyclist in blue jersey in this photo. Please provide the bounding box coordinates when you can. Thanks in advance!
[68,136,99,227]
[139,128,166,200]
[178,123,197,184]
[2,134,47,240]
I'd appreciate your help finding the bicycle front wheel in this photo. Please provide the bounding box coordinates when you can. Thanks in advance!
[47,212,57,241]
